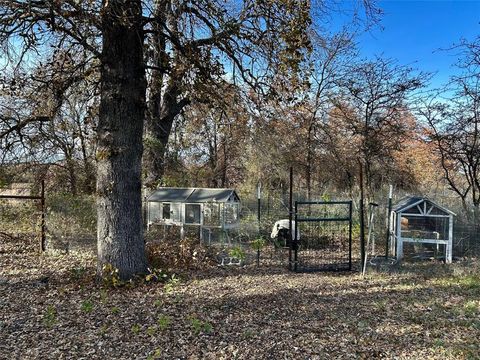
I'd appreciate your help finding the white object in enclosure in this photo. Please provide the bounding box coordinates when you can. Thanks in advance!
[270,219,301,240]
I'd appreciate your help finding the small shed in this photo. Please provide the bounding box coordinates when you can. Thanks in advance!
[147,187,240,237]
[391,196,454,263]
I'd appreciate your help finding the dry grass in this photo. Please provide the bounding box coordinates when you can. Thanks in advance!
[1,233,479,359]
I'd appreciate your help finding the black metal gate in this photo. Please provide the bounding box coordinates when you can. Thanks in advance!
[289,201,353,272]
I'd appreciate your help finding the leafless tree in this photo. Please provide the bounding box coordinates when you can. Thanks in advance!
[331,56,427,194]
[420,41,480,212]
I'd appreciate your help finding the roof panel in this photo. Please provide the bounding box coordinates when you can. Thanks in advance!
[147,188,194,202]
[393,196,455,216]
[187,188,238,202]
[392,196,424,212]
[148,187,240,203]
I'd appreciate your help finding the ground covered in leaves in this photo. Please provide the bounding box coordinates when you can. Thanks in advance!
[1,234,479,359]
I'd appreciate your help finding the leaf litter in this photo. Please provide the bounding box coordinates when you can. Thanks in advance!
[1,233,479,359]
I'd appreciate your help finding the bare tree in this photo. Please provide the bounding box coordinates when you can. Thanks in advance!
[331,56,427,194]
[421,56,480,212]
[299,30,356,199]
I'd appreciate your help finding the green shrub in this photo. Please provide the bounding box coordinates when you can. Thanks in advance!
[146,326,156,336]
[189,316,213,335]
[251,237,266,251]
[131,324,141,334]
[145,267,168,282]
[164,274,181,294]
[228,246,246,261]
[111,306,120,314]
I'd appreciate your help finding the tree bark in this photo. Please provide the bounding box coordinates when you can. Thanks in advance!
[96,0,147,280]
[143,2,191,188]
[66,156,77,195]
[144,73,190,187]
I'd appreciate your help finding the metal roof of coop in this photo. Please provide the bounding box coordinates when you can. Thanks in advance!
[147,187,240,203]
[393,196,455,216]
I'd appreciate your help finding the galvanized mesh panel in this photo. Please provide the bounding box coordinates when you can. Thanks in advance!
[292,201,353,272]
[294,220,352,271]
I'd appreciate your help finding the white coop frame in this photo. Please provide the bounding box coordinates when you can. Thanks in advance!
[146,187,241,240]
[391,197,455,263]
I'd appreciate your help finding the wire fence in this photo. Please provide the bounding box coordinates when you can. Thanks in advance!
[239,187,480,262]
[1,183,479,262]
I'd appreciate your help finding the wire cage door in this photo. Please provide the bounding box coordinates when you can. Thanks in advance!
[290,201,353,272]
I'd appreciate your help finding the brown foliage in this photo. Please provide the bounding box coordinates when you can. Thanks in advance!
[145,231,215,271]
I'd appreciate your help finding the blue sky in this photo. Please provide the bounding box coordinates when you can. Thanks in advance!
[353,0,480,88]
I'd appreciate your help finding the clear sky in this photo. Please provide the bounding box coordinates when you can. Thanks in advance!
[355,0,480,88]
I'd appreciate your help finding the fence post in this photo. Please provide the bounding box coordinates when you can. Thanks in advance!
[40,180,46,252]
[294,200,298,272]
[257,181,261,231]
[359,162,366,273]
[288,166,293,271]
[349,201,353,271]
[385,185,393,258]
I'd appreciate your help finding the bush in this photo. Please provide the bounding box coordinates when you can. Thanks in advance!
[145,231,214,271]
[251,237,267,251]
[228,246,246,261]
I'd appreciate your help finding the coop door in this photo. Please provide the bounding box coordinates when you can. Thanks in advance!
[162,203,171,220]
[185,204,201,224]
[170,203,181,223]
[148,202,161,223]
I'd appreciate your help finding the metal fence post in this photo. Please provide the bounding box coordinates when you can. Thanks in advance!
[349,201,353,271]
[385,185,393,258]
[294,200,298,272]
[288,166,293,271]
[40,180,46,252]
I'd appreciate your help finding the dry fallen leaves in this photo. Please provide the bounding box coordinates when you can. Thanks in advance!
[1,233,479,359]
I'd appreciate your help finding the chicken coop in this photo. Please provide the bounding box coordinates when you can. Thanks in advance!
[146,187,241,240]
[391,196,454,263]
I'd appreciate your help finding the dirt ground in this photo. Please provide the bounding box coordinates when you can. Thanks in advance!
[1,233,479,359]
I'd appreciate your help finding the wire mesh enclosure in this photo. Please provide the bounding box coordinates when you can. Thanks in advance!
[0,182,46,251]
[397,216,449,260]
[291,201,353,272]
[392,197,454,263]
[453,220,480,257]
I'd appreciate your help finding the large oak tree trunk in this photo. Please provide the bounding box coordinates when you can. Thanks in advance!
[96,0,147,279]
